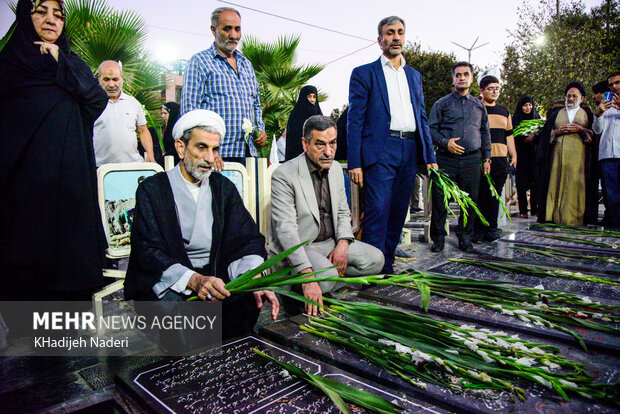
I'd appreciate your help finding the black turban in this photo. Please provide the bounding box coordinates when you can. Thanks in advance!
[565,81,586,97]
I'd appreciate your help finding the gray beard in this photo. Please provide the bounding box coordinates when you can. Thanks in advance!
[184,157,212,182]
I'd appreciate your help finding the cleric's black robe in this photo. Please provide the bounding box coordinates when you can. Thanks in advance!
[0,0,109,296]
[536,102,598,224]
[124,171,266,337]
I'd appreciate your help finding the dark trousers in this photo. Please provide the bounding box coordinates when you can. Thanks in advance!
[362,136,418,273]
[475,157,508,232]
[515,144,538,214]
[431,151,481,242]
[157,290,259,348]
[600,158,620,227]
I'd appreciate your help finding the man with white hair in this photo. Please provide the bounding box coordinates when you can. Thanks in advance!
[94,60,156,165]
[125,109,278,340]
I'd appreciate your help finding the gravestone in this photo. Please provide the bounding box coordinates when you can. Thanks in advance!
[428,261,619,302]
[473,242,620,276]
[501,230,620,253]
[260,315,619,414]
[115,335,445,413]
[359,284,619,354]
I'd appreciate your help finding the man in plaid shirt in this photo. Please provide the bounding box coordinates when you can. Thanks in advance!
[181,7,267,165]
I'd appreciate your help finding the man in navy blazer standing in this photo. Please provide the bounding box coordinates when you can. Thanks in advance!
[347,16,437,274]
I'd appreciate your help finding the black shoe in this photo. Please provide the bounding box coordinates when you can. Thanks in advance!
[431,239,444,252]
[483,229,502,242]
[458,239,474,253]
[472,232,483,244]
[411,206,423,212]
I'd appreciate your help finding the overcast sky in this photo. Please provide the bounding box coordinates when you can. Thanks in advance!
[0,0,602,114]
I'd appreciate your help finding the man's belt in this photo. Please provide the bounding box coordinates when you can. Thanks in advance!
[389,130,416,139]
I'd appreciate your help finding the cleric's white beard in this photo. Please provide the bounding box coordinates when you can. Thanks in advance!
[184,157,212,182]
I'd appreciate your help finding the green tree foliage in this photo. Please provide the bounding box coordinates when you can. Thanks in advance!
[402,42,458,113]
[501,0,619,115]
[241,34,324,156]
[63,0,164,118]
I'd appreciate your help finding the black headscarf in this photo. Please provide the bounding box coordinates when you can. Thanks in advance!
[285,85,322,161]
[512,95,541,129]
[161,101,181,163]
[0,0,69,81]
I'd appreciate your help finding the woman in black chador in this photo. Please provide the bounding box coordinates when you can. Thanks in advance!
[285,85,322,161]
[161,101,181,164]
[0,0,109,301]
[512,96,541,218]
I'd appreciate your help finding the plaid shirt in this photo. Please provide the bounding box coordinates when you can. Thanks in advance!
[181,43,264,158]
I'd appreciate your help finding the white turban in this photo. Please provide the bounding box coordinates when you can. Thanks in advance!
[172,109,226,140]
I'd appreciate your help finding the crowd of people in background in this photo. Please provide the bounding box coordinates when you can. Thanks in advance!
[0,1,618,333]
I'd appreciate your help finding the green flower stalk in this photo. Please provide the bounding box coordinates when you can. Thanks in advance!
[485,173,511,221]
[253,349,402,414]
[529,232,619,249]
[510,246,620,265]
[297,298,619,405]
[513,119,546,138]
[528,223,620,239]
[187,240,334,301]
[372,271,619,351]
[428,168,488,227]
[450,258,620,286]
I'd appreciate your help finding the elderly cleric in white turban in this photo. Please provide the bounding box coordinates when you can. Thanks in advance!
[172,109,226,140]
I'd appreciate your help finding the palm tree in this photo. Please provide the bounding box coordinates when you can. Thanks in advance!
[241,35,325,156]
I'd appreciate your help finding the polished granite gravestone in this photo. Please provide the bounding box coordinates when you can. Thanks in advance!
[428,260,619,302]
[474,242,620,276]
[500,230,620,253]
[359,284,619,354]
[260,314,619,414]
[115,335,447,414]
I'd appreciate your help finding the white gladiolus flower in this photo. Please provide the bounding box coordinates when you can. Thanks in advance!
[434,357,444,366]
[542,360,560,369]
[534,284,545,290]
[530,347,546,355]
[602,317,611,322]
[495,338,510,349]
[513,342,529,351]
[513,309,529,315]
[480,372,493,383]
[242,118,253,134]
[460,324,475,330]
[560,380,578,390]
[502,309,515,316]
[476,350,493,363]
[445,349,459,355]
[514,357,535,367]
[510,334,520,340]
[464,340,479,351]
[412,350,432,362]
[576,312,586,317]
[470,331,488,340]
[467,370,481,379]
[518,315,530,323]
[580,296,592,304]
[593,313,603,319]
[532,375,553,389]
[490,304,503,309]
